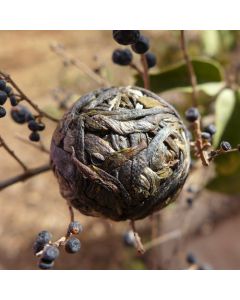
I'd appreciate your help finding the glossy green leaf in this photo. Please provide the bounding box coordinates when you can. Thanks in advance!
[135,58,224,93]
[208,89,240,194]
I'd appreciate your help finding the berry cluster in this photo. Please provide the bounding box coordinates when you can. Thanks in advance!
[0,79,18,118]
[33,221,83,270]
[10,105,45,142]
[112,30,157,69]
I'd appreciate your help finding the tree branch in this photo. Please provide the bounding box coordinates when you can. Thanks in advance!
[0,71,59,123]
[0,135,28,171]
[180,30,198,107]
[0,164,50,191]
[50,43,110,87]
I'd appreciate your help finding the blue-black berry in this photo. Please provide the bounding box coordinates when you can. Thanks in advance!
[11,105,33,124]
[113,30,140,45]
[4,85,12,96]
[29,131,40,142]
[112,49,133,66]
[38,259,54,270]
[131,35,149,54]
[0,80,6,90]
[42,246,59,262]
[186,197,193,207]
[0,106,6,118]
[204,124,216,136]
[0,91,8,105]
[145,52,157,68]
[37,230,52,245]
[186,253,197,264]
[201,132,211,140]
[65,237,81,253]
[185,107,199,122]
[220,141,232,151]
[123,230,136,247]
[28,120,39,131]
[9,95,18,106]
[68,221,83,235]
[36,122,45,131]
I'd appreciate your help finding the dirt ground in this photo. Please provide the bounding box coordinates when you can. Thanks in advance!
[0,31,240,270]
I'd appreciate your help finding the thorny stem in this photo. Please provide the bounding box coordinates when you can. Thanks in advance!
[130,220,145,254]
[0,135,28,171]
[0,71,59,123]
[0,164,50,191]
[140,54,150,89]
[50,43,110,87]
[208,147,240,161]
[180,30,198,107]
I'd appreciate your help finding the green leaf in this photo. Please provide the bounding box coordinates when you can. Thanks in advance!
[202,30,221,57]
[213,88,235,147]
[207,89,240,194]
[135,58,224,93]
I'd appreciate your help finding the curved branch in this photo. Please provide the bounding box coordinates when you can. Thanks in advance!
[0,164,51,191]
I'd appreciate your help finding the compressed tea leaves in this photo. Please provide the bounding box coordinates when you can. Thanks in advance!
[50,86,191,221]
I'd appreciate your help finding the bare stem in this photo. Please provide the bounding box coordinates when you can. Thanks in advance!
[0,135,28,171]
[144,229,182,251]
[0,164,50,191]
[130,220,145,254]
[140,54,150,89]
[0,71,59,123]
[192,120,209,166]
[180,30,198,107]
[50,43,110,87]
[15,134,50,154]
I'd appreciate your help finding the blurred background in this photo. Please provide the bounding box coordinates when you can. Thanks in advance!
[0,30,240,270]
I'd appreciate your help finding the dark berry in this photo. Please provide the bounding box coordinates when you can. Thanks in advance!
[220,141,232,151]
[0,80,6,90]
[4,85,12,95]
[42,246,59,262]
[38,259,54,270]
[201,132,211,140]
[36,122,45,131]
[204,124,216,136]
[28,120,40,131]
[131,35,149,54]
[33,240,44,254]
[186,253,197,264]
[68,221,83,235]
[9,95,18,106]
[65,237,81,253]
[112,49,133,66]
[11,105,33,124]
[0,91,8,105]
[0,106,6,118]
[36,230,52,245]
[29,131,40,142]
[185,107,199,122]
[123,230,136,247]
[113,30,140,45]
[145,52,157,68]
[186,197,193,207]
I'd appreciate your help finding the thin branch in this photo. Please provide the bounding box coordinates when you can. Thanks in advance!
[50,43,110,87]
[0,135,28,171]
[0,71,59,123]
[144,229,182,251]
[0,164,50,191]
[192,119,209,166]
[15,134,50,154]
[180,30,198,107]
[130,220,145,254]
[140,54,150,89]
